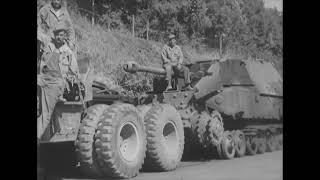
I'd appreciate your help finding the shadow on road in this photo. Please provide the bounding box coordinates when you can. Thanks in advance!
[38,142,241,179]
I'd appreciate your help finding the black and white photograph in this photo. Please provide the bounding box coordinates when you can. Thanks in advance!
[37,0,283,179]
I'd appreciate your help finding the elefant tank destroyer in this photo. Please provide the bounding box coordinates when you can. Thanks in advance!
[37,58,283,179]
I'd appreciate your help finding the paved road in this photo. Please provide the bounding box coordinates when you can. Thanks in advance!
[61,151,282,180]
[132,151,282,180]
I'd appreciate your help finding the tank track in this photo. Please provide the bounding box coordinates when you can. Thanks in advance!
[183,107,282,160]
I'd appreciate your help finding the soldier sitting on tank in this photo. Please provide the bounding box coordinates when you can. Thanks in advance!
[161,34,193,91]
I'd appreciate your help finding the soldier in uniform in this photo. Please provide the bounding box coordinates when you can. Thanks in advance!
[53,26,80,94]
[37,0,76,54]
[161,34,193,91]
[37,25,79,140]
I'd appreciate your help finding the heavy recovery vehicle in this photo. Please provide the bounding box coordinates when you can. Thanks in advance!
[37,58,283,179]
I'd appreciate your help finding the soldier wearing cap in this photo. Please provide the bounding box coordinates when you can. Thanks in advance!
[37,0,76,53]
[161,34,193,91]
[37,26,80,140]
[51,26,80,92]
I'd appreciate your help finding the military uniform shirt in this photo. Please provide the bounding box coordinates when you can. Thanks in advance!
[161,44,184,65]
[55,44,79,79]
[37,3,75,50]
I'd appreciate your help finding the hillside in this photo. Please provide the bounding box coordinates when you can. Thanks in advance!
[37,0,282,94]
[72,12,219,94]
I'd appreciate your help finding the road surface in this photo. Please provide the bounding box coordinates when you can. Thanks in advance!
[58,150,282,180]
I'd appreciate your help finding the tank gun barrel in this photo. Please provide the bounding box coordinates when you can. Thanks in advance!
[123,61,166,75]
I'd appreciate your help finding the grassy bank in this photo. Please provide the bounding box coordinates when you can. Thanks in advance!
[37,1,282,94]
[72,12,220,95]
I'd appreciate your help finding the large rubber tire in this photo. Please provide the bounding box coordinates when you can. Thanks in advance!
[182,111,202,160]
[76,104,109,178]
[266,131,276,152]
[220,131,235,159]
[94,103,147,178]
[143,104,184,172]
[246,136,258,155]
[257,137,267,154]
[185,112,204,159]
[193,112,215,159]
[234,130,246,157]
[182,127,202,160]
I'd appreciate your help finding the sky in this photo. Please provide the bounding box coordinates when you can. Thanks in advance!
[263,0,283,11]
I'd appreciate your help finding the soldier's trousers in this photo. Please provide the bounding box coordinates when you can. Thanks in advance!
[164,64,191,85]
[37,73,65,140]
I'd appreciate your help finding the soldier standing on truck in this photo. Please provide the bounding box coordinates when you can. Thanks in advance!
[55,25,80,93]
[37,0,76,55]
[37,25,79,140]
[161,34,193,91]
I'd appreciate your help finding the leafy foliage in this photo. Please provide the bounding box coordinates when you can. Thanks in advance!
[37,0,283,93]
[39,0,282,61]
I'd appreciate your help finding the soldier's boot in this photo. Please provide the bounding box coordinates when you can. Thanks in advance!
[58,95,67,102]
[166,81,173,91]
[184,84,194,91]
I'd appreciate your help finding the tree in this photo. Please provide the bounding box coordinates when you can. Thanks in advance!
[67,0,282,59]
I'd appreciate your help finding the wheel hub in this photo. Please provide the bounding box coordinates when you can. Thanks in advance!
[118,122,140,162]
[163,121,179,157]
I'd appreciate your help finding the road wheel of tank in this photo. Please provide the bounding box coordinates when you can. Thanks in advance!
[257,137,267,154]
[216,143,223,159]
[274,133,282,150]
[94,103,146,178]
[246,136,258,155]
[219,131,235,159]
[209,111,224,148]
[76,104,109,178]
[234,130,246,157]
[266,131,276,152]
[143,104,184,172]
[277,134,283,150]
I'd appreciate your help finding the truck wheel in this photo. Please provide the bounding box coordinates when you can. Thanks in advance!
[246,136,258,155]
[192,112,216,159]
[182,127,202,160]
[183,112,202,160]
[76,104,109,178]
[234,130,246,157]
[220,131,235,159]
[143,104,184,172]
[95,103,146,178]
[257,137,266,154]
[266,131,276,152]
[186,112,204,159]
